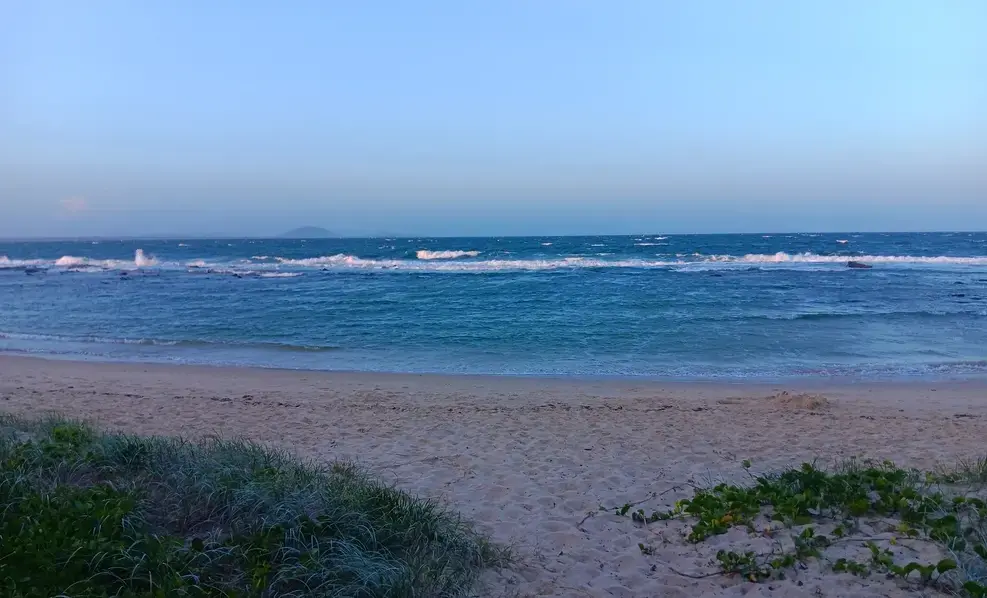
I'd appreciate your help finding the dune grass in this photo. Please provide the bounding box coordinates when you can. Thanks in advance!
[0,414,506,597]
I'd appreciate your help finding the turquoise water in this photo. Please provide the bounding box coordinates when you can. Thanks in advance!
[1,233,985,379]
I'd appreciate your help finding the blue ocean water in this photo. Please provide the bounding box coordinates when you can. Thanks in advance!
[1,233,986,380]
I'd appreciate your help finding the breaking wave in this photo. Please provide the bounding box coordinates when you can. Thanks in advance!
[274,254,678,271]
[264,252,987,272]
[415,249,480,260]
[0,256,44,269]
[719,252,987,266]
[3,251,986,276]
[44,250,160,270]
[135,249,157,266]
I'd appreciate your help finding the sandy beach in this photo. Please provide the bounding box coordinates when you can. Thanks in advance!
[2,355,986,597]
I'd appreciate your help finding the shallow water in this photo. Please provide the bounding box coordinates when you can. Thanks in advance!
[1,232,985,379]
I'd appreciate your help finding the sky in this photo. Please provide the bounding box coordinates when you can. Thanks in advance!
[1,0,986,237]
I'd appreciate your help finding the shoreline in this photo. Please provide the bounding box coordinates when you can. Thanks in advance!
[4,354,987,596]
[4,350,987,389]
[4,353,987,417]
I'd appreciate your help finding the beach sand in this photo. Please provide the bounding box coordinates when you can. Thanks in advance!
[2,354,986,597]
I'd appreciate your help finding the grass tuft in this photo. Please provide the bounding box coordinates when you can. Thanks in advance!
[0,413,506,597]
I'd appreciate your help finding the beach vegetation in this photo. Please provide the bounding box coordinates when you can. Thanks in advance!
[0,414,506,597]
[617,457,987,595]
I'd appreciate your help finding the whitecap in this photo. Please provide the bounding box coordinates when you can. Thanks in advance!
[724,252,987,266]
[275,254,679,272]
[134,249,158,267]
[55,255,87,267]
[0,256,45,269]
[415,249,480,260]
[46,250,158,271]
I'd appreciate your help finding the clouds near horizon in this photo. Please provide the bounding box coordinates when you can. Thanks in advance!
[58,196,88,214]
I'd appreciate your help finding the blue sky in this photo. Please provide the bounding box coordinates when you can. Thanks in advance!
[1,0,985,237]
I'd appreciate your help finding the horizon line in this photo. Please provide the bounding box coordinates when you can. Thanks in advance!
[2,230,986,242]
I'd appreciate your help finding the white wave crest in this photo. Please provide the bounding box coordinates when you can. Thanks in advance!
[710,252,987,265]
[276,254,678,272]
[52,256,137,270]
[0,256,45,269]
[54,255,86,267]
[134,249,157,267]
[415,249,480,260]
[50,249,157,270]
[8,250,987,277]
[277,254,372,267]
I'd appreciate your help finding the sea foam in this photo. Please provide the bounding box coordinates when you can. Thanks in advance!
[727,252,987,265]
[0,256,45,269]
[134,249,157,267]
[7,250,987,276]
[415,250,481,260]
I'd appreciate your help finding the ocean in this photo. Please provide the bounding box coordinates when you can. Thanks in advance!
[1,233,985,380]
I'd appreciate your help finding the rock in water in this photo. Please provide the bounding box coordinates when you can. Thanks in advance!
[847,261,873,269]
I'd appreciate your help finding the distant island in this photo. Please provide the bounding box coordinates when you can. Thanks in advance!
[279,226,336,238]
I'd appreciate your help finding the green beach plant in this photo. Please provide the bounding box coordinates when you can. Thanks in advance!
[0,414,506,597]
[616,458,987,594]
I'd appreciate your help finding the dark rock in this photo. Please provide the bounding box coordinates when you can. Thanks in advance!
[847,261,872,269]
